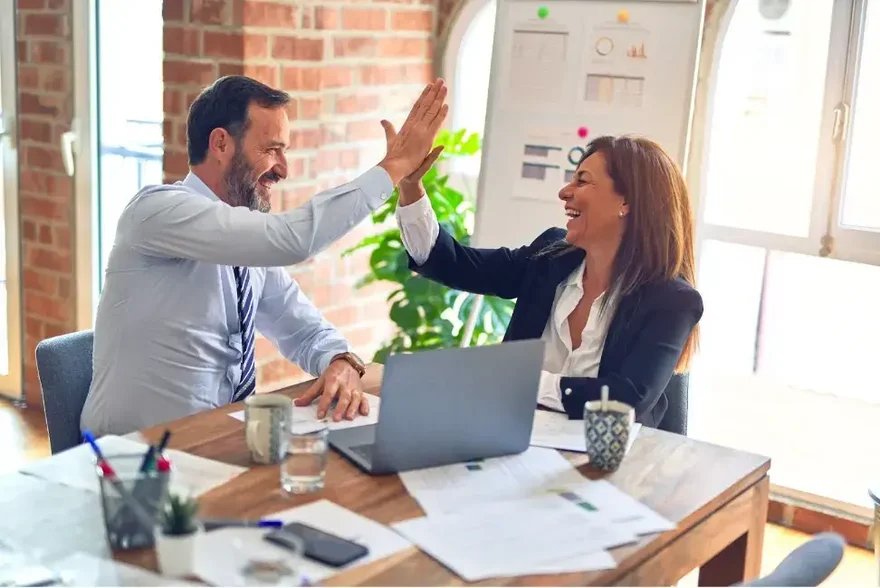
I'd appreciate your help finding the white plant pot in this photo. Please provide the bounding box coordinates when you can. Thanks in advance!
[155,529,200,578]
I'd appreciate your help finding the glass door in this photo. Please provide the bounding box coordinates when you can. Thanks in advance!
[72,0,164,326]
[0,0,23,400]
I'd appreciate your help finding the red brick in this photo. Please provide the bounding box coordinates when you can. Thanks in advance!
[23,269,56,296]
[289,128,322,150]
[241,62,279,85]
[244,34,269,59]
[391,9,433,31]
[24,293,69,324]
[321,66,353,89]
[18,66,39,89]
[19,93,59,116]
[281,66,320,91]
[272,36,323,61]
[19,120,52,144]
[42,67,67,92]
[346,119,383,141]
[25,146,63,171]
[361,63,432,85]
[28,245,72,274]
[164,90,183,117]
[164,60,216,86]
[25,317,43,340]
[191,0,227,25]
[18,0,46,9]
[203,31,243,60]
[164,26,202,56]
[164,151,190,179]
[314,7,339,30]
[163,0,186,22]
[341,8,386,31]
[23,220,37,241]
[298,97,322,120]
[243,2,297,28]
[24,14,67,37]
[333,37,376,59]
[378,37,427,58]
[335,94,379,115]
[324,305,359,326]
[30,41,67,65]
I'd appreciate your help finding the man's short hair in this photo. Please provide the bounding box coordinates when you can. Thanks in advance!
[186,76,291,165]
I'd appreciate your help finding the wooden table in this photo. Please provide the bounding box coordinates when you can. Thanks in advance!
[107,364,770,586]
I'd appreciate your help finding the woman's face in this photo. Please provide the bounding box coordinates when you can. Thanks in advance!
[558,152,628,249]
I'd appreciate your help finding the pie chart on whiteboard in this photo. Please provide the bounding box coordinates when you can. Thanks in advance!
[595,37,613,56]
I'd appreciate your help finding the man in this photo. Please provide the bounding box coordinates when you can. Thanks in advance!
[81,75,448,436]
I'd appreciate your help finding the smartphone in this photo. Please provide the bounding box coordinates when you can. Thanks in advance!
[264,522,369,568]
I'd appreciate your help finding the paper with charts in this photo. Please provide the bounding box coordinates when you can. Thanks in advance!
[228,393,380,431]
[17,435,246,498]
[399,446,673,537]
[193,499,411,586]
[393,494,635,581]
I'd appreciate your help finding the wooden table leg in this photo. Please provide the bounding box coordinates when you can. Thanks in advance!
[698,476,770,586]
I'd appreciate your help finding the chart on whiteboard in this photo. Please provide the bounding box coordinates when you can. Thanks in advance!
[514,125,594,202]
[582,9,650,108]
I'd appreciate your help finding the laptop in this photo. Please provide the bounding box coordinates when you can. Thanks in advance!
[328,338,546,475]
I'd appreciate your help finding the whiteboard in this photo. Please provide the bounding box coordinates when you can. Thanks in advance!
[472,0,705,248]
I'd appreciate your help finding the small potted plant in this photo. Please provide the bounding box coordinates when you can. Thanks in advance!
[155,492,201,577]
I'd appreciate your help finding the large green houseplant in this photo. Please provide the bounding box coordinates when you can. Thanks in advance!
[344,129,515,363]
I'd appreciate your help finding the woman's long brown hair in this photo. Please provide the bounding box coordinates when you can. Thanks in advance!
[542,135,699,372]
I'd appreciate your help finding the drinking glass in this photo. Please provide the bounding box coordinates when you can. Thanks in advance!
[281,420,329,495]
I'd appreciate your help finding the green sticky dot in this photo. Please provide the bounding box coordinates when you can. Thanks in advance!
[537,6,549,18]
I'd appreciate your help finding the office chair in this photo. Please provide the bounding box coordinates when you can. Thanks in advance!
[35,330,94,454]
[658,373,689,436]
[741,532,846,587]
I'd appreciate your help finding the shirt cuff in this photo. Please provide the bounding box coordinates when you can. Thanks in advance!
[395,194,434,221]
[536,370,565,412]
[351,166,395,211]
[317,346,351,375]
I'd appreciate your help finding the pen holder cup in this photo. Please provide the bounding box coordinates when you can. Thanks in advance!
[97,453,170,551]
[583,399,635,472]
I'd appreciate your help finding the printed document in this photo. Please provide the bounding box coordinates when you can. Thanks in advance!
[393,494,637,581]
[398,446,587,516]
[530,410,642,453]
[228,394,380,432]
[18,435,246,498]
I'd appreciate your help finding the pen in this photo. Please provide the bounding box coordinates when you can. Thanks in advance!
[201,519,284,531]
[137,446,156,473]
[155,429,172,472]
[82,430,116,477]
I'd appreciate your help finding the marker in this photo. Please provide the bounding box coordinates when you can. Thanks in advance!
[82,430,116,477]
[155,429,173,472]
[201,519,284,532]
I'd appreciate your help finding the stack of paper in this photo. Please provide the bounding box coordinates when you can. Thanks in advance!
[50,552,199,586]
[530,410,642,454]
[396,446,674,581]
[18,435,247,498]
[393,494,636,581]
[228,394,380,432]
[193,499,411,586]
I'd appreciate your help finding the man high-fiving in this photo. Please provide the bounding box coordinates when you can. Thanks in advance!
[81,75,449,436]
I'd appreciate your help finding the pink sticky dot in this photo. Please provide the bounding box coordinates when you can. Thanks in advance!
[577,127,589,139]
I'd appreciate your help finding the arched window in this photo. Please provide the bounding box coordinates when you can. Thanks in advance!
[441,0,497,178]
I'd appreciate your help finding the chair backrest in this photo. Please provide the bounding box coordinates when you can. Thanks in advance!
[741,532,845,587]
[657,373,688,436]
[35,330,94,454]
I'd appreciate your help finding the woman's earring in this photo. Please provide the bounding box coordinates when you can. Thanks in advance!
[618,210,625,218]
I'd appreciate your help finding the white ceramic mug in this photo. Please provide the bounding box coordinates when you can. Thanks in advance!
[244,394,292,465]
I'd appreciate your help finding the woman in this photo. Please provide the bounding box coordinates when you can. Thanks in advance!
[395,135,703,427]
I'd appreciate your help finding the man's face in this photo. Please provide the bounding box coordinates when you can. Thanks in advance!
[223,104,290,212]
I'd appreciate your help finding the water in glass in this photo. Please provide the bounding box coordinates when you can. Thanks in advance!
[282,421,329,494]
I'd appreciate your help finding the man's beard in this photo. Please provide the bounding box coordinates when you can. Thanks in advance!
[224,150,272,213]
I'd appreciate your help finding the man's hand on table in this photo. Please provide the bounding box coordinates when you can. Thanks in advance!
[294,358,370,421]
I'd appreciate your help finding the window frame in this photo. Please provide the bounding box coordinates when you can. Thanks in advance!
[0,0,23,400]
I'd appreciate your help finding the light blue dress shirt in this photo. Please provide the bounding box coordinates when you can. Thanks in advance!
[80,166,393,436]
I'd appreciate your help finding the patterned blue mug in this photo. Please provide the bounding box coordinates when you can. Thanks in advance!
[583,386,635,471]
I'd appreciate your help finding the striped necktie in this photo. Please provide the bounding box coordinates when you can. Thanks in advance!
[232,266,256,403]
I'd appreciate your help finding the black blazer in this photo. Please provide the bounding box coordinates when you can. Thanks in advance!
[408,226,704,428]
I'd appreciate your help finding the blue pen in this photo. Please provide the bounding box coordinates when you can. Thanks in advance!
[201,519,284,531]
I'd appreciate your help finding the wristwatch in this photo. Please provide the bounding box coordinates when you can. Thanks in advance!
[332,351,366,378]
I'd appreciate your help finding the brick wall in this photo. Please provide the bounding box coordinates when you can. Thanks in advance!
[163,0,442,390]
[14,0,77,406]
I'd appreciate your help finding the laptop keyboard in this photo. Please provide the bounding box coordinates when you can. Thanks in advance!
[350,443,374,462]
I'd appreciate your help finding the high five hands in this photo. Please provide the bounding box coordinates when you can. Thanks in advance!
[378,79,448,186]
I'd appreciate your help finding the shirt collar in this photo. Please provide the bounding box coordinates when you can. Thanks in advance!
[181,172,220,202]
